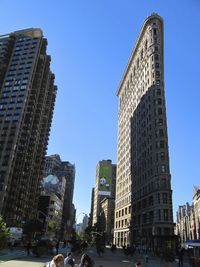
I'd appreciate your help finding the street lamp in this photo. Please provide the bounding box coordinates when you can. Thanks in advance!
[37,210,48,234]
[91,231,103,237]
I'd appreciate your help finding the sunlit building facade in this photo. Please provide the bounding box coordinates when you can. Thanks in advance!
[92,160,116,227]
[0,28,57,226]
[114,14,174,247]
[42,154,76,239]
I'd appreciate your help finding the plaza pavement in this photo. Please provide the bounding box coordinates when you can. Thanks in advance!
[0,246,191,267]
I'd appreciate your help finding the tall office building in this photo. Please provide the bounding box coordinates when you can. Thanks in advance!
[0,28,57,226]
[43,155,76,239]
[114,14,174,248]
[92,160,116,227]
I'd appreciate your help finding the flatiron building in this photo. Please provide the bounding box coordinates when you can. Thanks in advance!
[114,14,174,248]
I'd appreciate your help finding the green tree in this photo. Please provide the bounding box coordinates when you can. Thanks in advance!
[0,216,10,250]
[48,220,57,231]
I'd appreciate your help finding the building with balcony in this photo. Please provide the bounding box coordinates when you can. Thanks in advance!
[0,28,57,226]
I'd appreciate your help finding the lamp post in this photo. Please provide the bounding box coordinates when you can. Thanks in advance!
[37,210,48,235]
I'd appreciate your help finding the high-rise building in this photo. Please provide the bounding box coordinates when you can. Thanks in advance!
[193,186,200,240]
[114,14,174,248]
[0,28,57,226]
[42,154,75,239]
[175,202,194,244]
[100,196,115,244]
[92,160,116,227]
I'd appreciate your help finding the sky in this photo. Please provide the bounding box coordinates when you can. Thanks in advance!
[1,0,200,223]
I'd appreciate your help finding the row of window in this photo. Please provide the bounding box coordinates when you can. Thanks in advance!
[116,206,131,218]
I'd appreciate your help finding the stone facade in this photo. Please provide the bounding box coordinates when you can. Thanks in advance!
[114,14,174,247]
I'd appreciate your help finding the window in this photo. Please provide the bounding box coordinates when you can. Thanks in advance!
[160,152,165,160]
[162,193,168,204]
[149,211,154,222]
[156,80,160,86]
[155,63,159,68]
[137,58,139,68]
[20,85,27,90]
[158,209,161,221]
[160,140,164,148]
[159,129,164,137]
[157,193,160,204]
[158,118,163,125]
[141,49,143,59]
[149,196,154,206]
[156,71,160,78]
[161,164,166,173]
[142,213,147,223]
[163,209,169,221]
[145,40,148,50]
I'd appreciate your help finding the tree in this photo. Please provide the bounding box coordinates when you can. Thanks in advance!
[0,216,10,249]
[23,219,43,238]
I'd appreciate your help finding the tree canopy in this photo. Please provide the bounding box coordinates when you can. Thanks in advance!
[0,216,10,249]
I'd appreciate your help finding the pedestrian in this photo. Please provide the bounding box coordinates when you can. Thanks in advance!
[56,241,60,254]
[10,238,15,251]
[63,239,67,248]
[79,254,94,267]
[178,249,184,267]
[64,252,75,267]
[26,241,32,256]
[111,244,116,253]
[135,261,142,267]
[144,253,148,263]
[48,254,64,267]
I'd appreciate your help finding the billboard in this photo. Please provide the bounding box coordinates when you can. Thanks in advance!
[98,165,112,196]
[42,174,62,198]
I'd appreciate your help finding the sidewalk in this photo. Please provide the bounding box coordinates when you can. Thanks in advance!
[0,245,73,264]
[0,248,27,262]
[0,246,192,267]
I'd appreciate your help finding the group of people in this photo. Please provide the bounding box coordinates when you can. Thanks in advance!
[47,253,94,267]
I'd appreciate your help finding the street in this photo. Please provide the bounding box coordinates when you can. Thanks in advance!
[0,246,191,267]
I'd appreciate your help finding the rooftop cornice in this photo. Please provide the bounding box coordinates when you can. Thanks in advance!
[0,28,43,38]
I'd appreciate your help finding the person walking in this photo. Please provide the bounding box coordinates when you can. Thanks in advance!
[48,254,64,267]
[135,261,142,267]
[178,249,184,267]
[64,252,75,267]
[26,241,32,256]
[79,254,94,267]
[55,241,60,254]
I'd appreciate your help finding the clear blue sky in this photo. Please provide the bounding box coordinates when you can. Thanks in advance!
[1,0,200,223]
